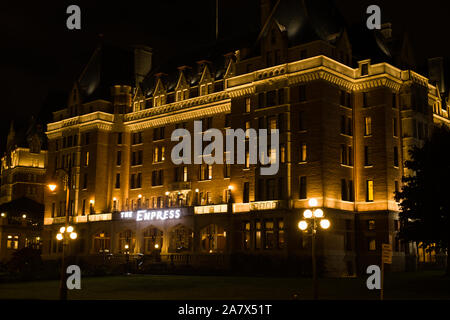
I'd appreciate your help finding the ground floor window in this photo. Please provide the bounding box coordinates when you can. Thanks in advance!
[169,225,193,253]
[200,224,226,253]
[118,230,134,253]
[93,232,111,253]
[144,227,163,253]
[7,235,19,249]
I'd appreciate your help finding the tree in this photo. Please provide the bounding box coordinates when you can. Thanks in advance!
[395,125,450,275]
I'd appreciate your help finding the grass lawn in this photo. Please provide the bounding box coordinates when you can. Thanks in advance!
[0,271,448,300]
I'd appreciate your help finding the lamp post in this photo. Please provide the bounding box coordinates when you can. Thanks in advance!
[48,163,73,300]
[124,244,130,275]
[298,198,331,300]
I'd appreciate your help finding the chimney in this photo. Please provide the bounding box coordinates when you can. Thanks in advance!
[134,45,152,87]
[428,57,445,95]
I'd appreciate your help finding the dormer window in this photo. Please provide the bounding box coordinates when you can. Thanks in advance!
[153,95,166,107]
[200,83,213,96]
[358,59,371,77]
[176,89,189,102]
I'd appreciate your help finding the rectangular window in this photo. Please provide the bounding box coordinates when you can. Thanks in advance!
[136,173,142,188]
[368,220,376,230]
[258,92,265,108]
[85,132,90,145]
[264,220,274,249]
[298,85,306,102]
[117,133,122,144]
[300,143,307,162]
[362,92,368,107]
[340,90,346,106]
[348,146,353,166]
[364,117,372,136]
[225,114,231,127]
[340,116,346,134]
[393,117,398,137]
[116,151,122,166]
[130,174,136,189]
[366,180,374,202]
[133,132,143,144]
[266,179,276,200]
[82,173,88,189]
[255,221,262,249]
[115,173,120,189]
[277,220,285,248]
[299,176,307,199]
[368,238,376,251]
[183,166,188,182]
[348,180,354,202]
[85,152,89,166]
[364,146,370,166]
[245,97,251,113]
[394,146,399,167]
[341,179,348,201]
[278,88,284,105]
[243,182,250,203]
[395,180,399,194]
[224,163,231,178]
[392,93,397,108]
[266,90,276,106]
[361,64,369,76]
[298,111,304,131]
[280,145,286,163]
[243,222,251,249]
[341,144,347,165]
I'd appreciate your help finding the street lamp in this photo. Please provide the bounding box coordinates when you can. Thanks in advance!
[47,163,73,300]
[55,224,77,298]
[124,244,130,274]
[298,198,331,300]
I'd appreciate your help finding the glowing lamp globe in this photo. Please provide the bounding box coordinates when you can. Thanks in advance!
[303,209,313,219]
[298,220,308,231]
[313,209,324,218]
[308,198,318,207]
[320,219,331,229]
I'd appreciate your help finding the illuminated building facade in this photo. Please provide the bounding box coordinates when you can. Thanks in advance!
[0,120,46,262]
[41,0,449,276]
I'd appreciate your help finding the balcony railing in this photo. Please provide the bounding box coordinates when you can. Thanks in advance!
[88,213,112,222]
[194,204,228,214]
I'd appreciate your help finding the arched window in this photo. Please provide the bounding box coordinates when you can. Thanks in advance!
[169,225,193,253]
[143,227,163,254]
[200,224,226,253]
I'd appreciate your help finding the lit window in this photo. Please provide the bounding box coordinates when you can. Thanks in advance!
[366,180,374,202]
[364,117,372,136]
[368,220,376,230]
[245,97,251,113]
[280,145,285,163]
[368,238,376,251]
[7,235,19,249]
[208,165,213,180]
[300,143,307,162]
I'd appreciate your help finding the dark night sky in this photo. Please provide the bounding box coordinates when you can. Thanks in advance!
[1,0,450,152]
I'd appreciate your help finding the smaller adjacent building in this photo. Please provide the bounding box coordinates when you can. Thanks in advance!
[0,197,44,262]
[0,120,47,263]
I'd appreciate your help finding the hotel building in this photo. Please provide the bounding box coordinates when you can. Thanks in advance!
[41,0,449,276]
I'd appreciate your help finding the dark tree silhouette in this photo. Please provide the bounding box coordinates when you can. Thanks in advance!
[395,125,450,275]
